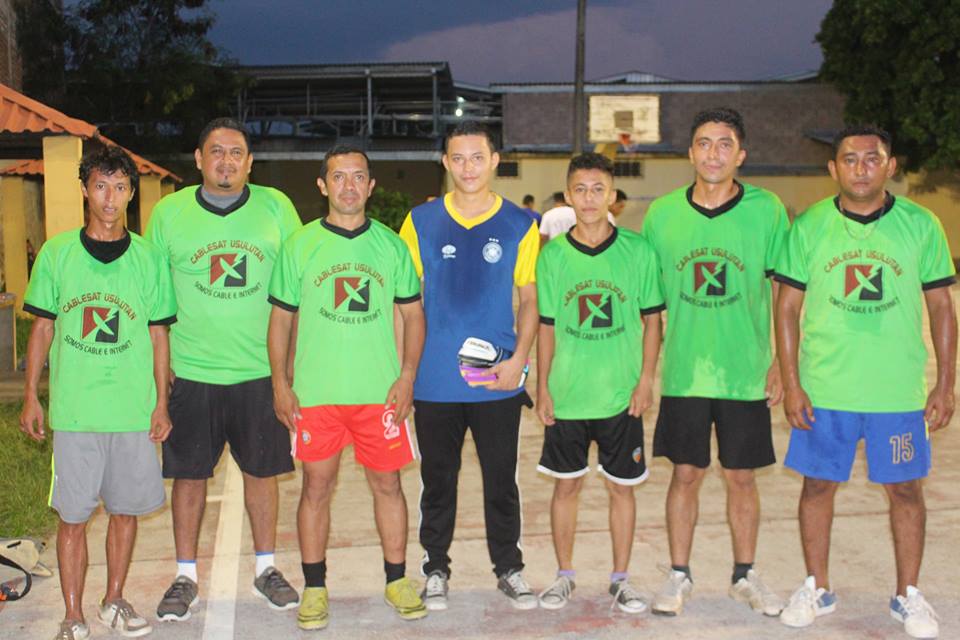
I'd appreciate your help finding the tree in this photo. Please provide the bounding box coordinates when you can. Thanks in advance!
[817,0,960,172]
[16,0,244,152]
[366,187,413,232]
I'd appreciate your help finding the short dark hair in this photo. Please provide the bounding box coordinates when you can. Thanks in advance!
[832,124,892,157]
[690,107,746,145]
[551,191,565,203]
[320,144,371,179]
[444,121,496,153]
[566,152,614,180]
[522,194,534,206]
[198,117,251,151]
[615,189,627,203]
[79,145,139,191]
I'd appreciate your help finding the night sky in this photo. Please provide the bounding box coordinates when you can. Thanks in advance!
[208,0,834,84]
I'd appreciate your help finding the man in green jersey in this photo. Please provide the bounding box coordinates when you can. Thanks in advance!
[21,146,177,640]
[776,126,955,639]
[268,146,427,629]
[535,153,663,613]
[643,108,788,617]
[147,118,303,619]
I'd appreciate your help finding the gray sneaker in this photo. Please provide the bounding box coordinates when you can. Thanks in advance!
[252,567,300,611]
[421,570,449,611]
[497,569,537,610]
[157,576,199,622]
[538,575,575,610]
[610,580,647,614]
[53,621,89,640]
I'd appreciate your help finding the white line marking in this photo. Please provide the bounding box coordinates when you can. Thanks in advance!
[201,461,244,640]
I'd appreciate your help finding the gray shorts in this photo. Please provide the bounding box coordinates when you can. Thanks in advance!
[50,431,166,523]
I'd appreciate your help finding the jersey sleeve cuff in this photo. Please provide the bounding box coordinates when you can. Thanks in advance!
[921,276,956,291]
[267,295,299,312]
[22,303,56,320]
[640,303,666,316]
[148,315,177,326]
[539,315,555,325]
[765,268,776,278]
[773,273,807,291]
[394,293,422,304]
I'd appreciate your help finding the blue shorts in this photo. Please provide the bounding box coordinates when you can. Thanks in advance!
[784,408,930,484]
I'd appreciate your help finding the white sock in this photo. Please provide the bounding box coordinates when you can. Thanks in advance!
[177,560,198,582]
[255,552,276,577]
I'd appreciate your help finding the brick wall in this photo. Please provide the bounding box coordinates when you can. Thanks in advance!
[503,83,847,168]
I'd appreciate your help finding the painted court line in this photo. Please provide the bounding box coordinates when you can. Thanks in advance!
[201,461,245,640]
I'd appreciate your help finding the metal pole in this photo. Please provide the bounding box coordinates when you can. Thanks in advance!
[366,70,374,138]
[573,0,587,155]
[432,69,439,137]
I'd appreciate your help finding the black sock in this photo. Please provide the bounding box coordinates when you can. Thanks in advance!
[385,560,405,584]
[671,565,692,581]
[733,562,753,584]
[302,560,327,588]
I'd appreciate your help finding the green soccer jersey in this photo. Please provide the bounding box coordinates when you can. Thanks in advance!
[775,195,955,412]
[23,230,177,432]
[643,182,789,400]
[268,217,421,406]
[145,185,302,384]
[537,228,665,419]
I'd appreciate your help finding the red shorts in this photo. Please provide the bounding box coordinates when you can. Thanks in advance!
[294,404,416,471]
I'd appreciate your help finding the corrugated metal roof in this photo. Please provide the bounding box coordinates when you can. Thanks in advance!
[0,82,180,182]
[0,158,43,176]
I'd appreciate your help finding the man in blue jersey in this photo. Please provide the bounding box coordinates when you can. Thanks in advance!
[399,122,540,611]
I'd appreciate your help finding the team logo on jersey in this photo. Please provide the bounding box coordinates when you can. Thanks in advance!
[81,306,120,343]
[578,293,613,328]
[442,244,457,260]
[693,261,727,297]
[482,239,503,264]
[382,409,400,440]
[844,264,883,300]
[334,277,370,312]
[209,253,247,287]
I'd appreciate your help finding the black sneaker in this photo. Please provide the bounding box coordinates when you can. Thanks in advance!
[496,569,537,610]
[252,567,299,611]
[157,576,199,622]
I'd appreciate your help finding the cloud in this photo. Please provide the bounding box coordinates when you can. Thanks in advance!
[379,0,829,84]
[380,6,667,84]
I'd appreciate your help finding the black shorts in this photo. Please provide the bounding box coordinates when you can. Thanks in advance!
[162,376,295,479]
[537,409,648,485]
[653,396,774,470]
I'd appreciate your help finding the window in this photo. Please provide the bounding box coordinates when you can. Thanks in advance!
[613,161,643,178]
[496,162,520,178]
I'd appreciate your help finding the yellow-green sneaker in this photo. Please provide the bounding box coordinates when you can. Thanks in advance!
[297,587,329,631]
[384,577,428,621]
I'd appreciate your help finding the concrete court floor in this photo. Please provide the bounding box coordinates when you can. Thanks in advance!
[2,320,959,639]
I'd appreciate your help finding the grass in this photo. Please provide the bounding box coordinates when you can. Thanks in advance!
[0,400,57,539]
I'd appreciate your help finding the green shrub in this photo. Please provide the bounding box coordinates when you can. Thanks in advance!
[366,187,413,232]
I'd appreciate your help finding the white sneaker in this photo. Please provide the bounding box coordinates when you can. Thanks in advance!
[729,568,784,616]
[779,576,837,628]
[97,599,152,637]
[651,569,692,616]
[890,586,939,639]
[53,621,89,640]
[421,570,449,611]
[610,579,647,614]
[538,575,575,610]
